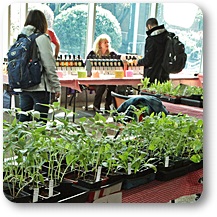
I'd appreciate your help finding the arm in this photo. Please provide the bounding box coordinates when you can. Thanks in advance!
[138,38,156,67]
[54,41,60,59]
[47,29,60,59]
[86,50,95,59]
[36,34,61,96]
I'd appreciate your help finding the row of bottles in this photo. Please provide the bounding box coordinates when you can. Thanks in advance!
[123,54,144,74]
[3,52,143,77]
[56,54,85,75]
[56,54,85,68]
[88,59,124,68]
[90,61,124,75]
[55,53,144,76]
[87,54,124,75]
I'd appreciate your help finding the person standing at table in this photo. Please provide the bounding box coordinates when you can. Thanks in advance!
[18,9,61,122]
[135,18,170,83]
[86,34,119,112]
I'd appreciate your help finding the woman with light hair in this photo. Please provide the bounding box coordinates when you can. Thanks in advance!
[92,34,115,57]
[86,34,119,112]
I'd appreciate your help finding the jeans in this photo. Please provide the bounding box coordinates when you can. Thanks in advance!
[19,91,50,122]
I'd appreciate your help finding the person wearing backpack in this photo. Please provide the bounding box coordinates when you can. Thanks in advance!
[16,9,61,122]
[135,18,170,84]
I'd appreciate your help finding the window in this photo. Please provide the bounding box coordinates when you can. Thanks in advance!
[3,2,203,75]
[157,3,203,74]
[95,3,151,55]
[2,3,27,59]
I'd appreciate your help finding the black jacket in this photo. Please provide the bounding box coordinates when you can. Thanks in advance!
[86,50,118,59]
[85,50,119,77]
[138,24,169,83]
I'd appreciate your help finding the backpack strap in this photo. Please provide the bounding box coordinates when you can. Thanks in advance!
[167,32,175,39]
[29,33,42,60]
[17,33,28,40]
[29,33,47,93]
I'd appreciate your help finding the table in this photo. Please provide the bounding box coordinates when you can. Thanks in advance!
[122,168,203,203]
[59,74,143,92]
[162,101,203,119]
[59,75,143,121]
[3,73,203,120]
[170,73,203,87]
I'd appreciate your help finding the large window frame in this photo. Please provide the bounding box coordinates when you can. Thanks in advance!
[3,2,203,75]
[156,3,203,74]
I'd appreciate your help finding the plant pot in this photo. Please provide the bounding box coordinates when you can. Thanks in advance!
[105,172,124,185]
[35,187,61,203]
[172,158,191,169]
[173,159,183,169]
[140,91,160,98]
[3,183,32,203]
[187,94,203,101]
[181,158,192,167]
[189,160,203,172]
[55,182,89,203]
[77,173,108,190]
[62,169,83,184]
[101,167,124,185]
[115,168,156,190]
[155,164,190,181]
[133,167,155,178]
[160,95,181,104]
[122,172,156,190]
[180,97,201,107]
[157,162,175,172]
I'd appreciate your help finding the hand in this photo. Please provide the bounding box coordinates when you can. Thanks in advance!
[134,59,138,66]
[55,92,61,99]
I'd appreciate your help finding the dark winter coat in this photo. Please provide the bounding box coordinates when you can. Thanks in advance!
[117,95,169,116]
[138,24,169,83]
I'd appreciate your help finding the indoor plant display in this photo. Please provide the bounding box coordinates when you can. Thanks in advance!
[145,114,203,180]
[140,79,203,106]
[3,101,203,201]
[3,111,47,202]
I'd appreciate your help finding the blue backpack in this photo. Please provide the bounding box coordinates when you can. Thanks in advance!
[7,33,43,89]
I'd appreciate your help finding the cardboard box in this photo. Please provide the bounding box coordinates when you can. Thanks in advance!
[93,192,122,203]
[88,181,122,202]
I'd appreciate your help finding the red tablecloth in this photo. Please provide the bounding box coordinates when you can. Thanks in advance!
[59,75,143,92]
[162,101,203,119]
[122,168,203,203]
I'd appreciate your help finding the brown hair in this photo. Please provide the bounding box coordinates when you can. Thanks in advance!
[24,9,48,33]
